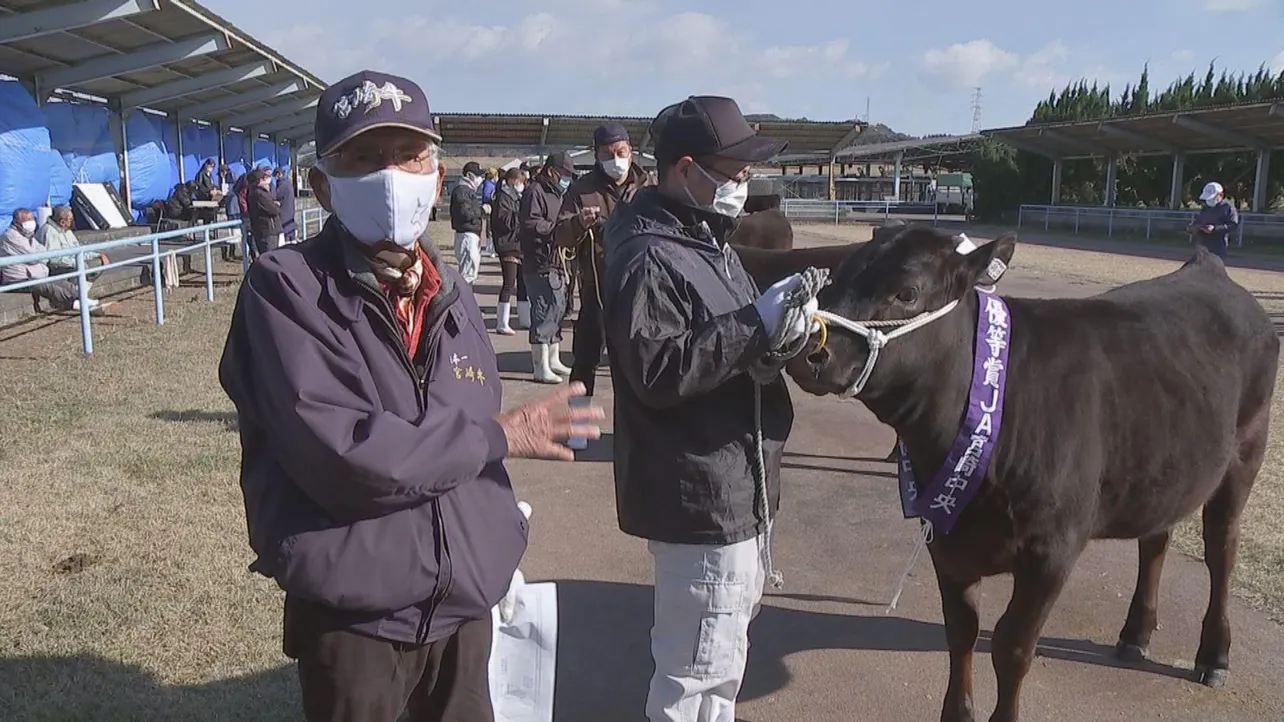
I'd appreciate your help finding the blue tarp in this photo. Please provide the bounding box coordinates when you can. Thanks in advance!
[0,80,60,223]
[180,121,219,183]
[223,129,248,178]
[253,138,275,171]
[0,80,193,223]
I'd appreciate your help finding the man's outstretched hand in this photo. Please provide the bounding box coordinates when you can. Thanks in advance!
[496,381,604,461]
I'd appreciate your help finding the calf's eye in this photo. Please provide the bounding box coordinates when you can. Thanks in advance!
[896,287,919,304]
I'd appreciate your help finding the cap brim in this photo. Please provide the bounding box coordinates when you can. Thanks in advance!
[716,134,789,163]
[1199,190,1219,200]
[319,122,444,157]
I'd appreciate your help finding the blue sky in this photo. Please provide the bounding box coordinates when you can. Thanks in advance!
[216,0,1283,136]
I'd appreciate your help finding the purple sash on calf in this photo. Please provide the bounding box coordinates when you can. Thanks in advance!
[897,287,1011,535]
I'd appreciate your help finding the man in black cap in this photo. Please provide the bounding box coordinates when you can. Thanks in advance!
[601,96,824,722]
[450,160,487,285]
[553,122,654,396]
[218,69,602,722]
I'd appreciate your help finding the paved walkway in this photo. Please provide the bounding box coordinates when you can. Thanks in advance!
[484,229,1284,722]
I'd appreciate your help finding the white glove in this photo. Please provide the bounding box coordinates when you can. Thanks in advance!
[753,273,804,340]
[498,501,533,624]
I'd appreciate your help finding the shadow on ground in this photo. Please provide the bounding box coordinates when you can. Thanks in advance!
[0,579,1197,721]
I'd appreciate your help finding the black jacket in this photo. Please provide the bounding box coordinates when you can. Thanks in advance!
[489,184,522,258]
[449,181,483,234]
[518,176,563,274]
[247,184,282,239]
[601,187,793,545]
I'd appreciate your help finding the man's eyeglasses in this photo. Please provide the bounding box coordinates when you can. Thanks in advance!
[322,144,440,176]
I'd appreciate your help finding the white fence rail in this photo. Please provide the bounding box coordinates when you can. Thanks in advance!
[780,199,946,225]
[1017,205,1284,245]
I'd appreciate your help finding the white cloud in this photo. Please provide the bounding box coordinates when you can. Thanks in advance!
[268,7,880,118]
[920,39,1020,89]
[1272,50,1284,76]
[1011,40,1071,89]
[1204,0,1262,11]
[1172,49,1195,62]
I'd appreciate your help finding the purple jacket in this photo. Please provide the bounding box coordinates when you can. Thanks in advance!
[218,217,529,644]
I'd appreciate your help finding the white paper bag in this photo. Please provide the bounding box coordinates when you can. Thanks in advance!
[489,581,558,722]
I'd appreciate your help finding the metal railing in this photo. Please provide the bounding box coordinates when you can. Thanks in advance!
[1017,205,1284,246]
[299,206,329,237]
[0,220,241,354]
[780,198,949,225]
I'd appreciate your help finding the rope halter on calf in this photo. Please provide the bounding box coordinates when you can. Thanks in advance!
[808,233,986,399]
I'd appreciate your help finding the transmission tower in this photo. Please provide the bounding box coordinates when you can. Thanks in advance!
[970,87,983,133]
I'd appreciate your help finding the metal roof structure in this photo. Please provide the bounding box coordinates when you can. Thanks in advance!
[0,0,324,142]
[982,102,1284,160]
[431,113,865,156]
[775,133,985,165]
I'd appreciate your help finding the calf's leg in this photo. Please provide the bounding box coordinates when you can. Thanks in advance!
[933,565,982,722]
[989,556,1077,722]
[1195,442,1262,687]
[1115,531,1171,661]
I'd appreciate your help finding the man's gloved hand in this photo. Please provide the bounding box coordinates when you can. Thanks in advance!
[753,273,805,344]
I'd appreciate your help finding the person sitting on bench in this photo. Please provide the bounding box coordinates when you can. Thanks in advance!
[37,205,108,282]
[1,208,101,314]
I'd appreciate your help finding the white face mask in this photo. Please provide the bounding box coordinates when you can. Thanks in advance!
[600,156,631,180]
[20,219,37,234]
[685,162,749,218]
[321,163,440,248]
[1204,197,1218,207]
[511,183,526,196]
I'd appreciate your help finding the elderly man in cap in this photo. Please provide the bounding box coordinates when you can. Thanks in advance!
[553,123,653,396]
[450,160,487,285]
[519,150,577,383]
[1188,180,1240,260]
[218,69,602,722]
[601,96,824,722]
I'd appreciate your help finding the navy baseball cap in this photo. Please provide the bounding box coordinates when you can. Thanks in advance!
[545,151,575,175]
[593,123,630,147]
[315,70,441,157]
[651,96,787,163]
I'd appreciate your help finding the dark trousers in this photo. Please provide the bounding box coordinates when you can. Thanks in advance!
[570,292,604,395]
[524,268,566,345]
[283,596,495,722]
[498,258,527,303]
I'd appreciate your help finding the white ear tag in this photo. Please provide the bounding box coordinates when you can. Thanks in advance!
[954,233,977,255]
[985,258,1008,283]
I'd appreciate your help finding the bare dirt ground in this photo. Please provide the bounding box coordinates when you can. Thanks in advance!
[0,221,1282,722]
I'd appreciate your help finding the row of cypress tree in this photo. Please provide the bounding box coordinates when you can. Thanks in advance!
[971,62,1284,221]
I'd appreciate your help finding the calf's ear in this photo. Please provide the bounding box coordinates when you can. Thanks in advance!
[963,232,1016,286]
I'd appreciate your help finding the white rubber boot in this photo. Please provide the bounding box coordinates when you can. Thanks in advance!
[548,342,573,375]
[495,301,515,335]
[516,300,532,329]
[531,344,562,384]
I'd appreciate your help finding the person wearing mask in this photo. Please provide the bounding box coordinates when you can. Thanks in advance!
[554,123,653,397]
[246,169,283,254]
[1188,181,1240,260]
[601,96,822,722]
[519,152,576,384]
[273,167,298,244]
[450,161,486,285]
[490,167,529,335]
[194,158,217,200]
[1,208,101,313]
[480,168,498,258]
[218,69,602,722]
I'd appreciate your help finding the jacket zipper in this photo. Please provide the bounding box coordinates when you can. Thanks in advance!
[356,281,456,644]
